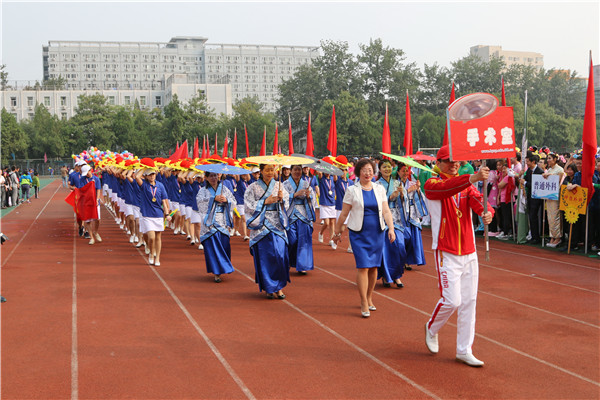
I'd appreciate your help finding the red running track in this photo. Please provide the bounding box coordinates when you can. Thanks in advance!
[1,179,598,399]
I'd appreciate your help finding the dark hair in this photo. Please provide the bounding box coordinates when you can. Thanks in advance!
[526,153,540,164]
[291,164,303,172]
[516,152,522,162]
[566,164,578,174]
[354,158,375,178]
[377,159,392,179]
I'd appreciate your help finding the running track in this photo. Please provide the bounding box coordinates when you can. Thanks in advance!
[1,180,598,399]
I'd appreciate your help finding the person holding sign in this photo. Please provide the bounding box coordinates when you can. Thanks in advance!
[423,145,493,367]
[543,153,564,248]
[521,153,544,244]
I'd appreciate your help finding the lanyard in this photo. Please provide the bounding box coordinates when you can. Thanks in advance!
[150,184,158,202]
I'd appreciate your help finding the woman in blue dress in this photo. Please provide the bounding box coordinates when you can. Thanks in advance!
[333,159,396,318]
[397,163,427,269]
[283,165,315,275]
[196,172,237,283]
[376,159,408,288]
[245,164,290,299]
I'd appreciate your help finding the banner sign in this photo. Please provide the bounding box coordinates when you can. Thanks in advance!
[531,175,560,200]
[559,185,588,224]
[448,93,516,161]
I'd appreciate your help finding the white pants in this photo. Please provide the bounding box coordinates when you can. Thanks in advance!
[427,250,479,355]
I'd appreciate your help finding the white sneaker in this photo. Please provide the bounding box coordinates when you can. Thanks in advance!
[329,240,337,250]
[174,227,180,235]
[154,261,160,267]
[235,231,241,236]
[88,238,95,245]
[190,240,195,245]
[347,246,353,253]
[526,233,532,241]
[243,236,250,241]
[134,236,139,243]
[95,233,102,243]
[546,242,558,248]
[425,324,439,354]
[186,235,191,240]
[318,233,324,243]
[180,230,186,235]
[126,230,131,235]
[320,220,324,225]
[120,223,125,230]
[136,241,144,248]
[145,247,150,255]
[149,255,154,265]
[129,236,135,243]
[198,243,204,250]
[456,353,484,367]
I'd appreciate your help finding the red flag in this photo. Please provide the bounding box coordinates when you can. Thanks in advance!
[232,129,238,160]
[64,181,98,220]
[214,133,218,155]
[305,112,315,157]
[443,82,456,146]
[168,139,187,160]
[180,140,189,159]
[44,153,48,163]
[193,137,199,159]
[260,127,267,156]
[201,136,207,159]
[222,135,229,159]
[327,105,337,156]
[176,141,180,150]
[244,124,250,158]
[404,91,413,156]
[581,55,597,204]
[288,115,294,155]
[382,103,391,158]
[272,123,279,155]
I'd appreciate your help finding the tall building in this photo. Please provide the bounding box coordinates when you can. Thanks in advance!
[43,36,319,113]
[470,45,543,69]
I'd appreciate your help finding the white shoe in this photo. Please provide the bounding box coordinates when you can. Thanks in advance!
[95,233,102,243]
[318,233,324,243]
[190,240,195,245]
[174,227,180,235]
[329,240,337,250]
[198,244,204,250]
[526,233,532,241]
[136,241,144,248]
[134,236,139,243]
[235,231,241,236]
[456,353,484,367]
[243,236,250,241]
[129,236,135,243]
[546,242,558,248]
[120,223,125,230]
[180,230,186,235]
[186,235,191,241]
[149,255,154,265]
[154,261,160,267]
[145,247,150,255]
[88,238,95,245]
[126,230,131,235]
[320,220,324,225]
[347,246,353,253]
[425,324,439,354]
[361,311,370,318]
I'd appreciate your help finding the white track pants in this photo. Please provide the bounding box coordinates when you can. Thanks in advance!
[427,250,479,355]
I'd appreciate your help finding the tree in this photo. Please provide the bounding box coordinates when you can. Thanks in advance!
[71,94,115,149]
[231,97,275,156]
[162,94,185,149]
[183,90,218,144]
[451,54,505,95]
[0,65,9,90]
[1,109,29,164]
[23,104,66,158]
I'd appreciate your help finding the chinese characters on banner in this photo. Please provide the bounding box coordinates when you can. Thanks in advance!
[531,175,561,200]
[448,105,517,161]
[559,185,588,224]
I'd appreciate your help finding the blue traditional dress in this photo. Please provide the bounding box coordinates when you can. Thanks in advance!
[399,177,427,266]
[348,188,384,268]
[283,177,315,272]
[196,182,237,276]
[376,177,408,282]
[245,179,290,293]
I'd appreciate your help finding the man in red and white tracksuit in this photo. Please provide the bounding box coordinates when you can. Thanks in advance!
[423,145,493,367]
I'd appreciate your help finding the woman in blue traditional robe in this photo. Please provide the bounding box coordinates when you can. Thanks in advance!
[398,163,427,269]
[376,159,408,288]
[196,172,237,283]
[283,165,315,275]
[244,164,291,299]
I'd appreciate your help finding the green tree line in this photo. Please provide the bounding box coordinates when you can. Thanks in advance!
[2,39,597,165]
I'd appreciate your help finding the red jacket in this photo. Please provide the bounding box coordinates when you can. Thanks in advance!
[424,173,494,256]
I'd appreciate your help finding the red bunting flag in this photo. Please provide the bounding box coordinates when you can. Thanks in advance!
[288,115,294,155]
[306,112,314,157]
[193,137,199,159]
[581,55,597,204]
[244,124,250,158]
[64,181,98,221]
[168,139,188,160]
[44,153,48,163]
[404,91,413,156]
[382,103,391,159]
[327,105,337,156]
[232,128,238,160]
[272,123,279,155]
[260,127,267,156]
[222,134,229,159]
[443,82,456,146]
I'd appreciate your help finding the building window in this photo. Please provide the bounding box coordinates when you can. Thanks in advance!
[155,96,162,106]
[60,96,67,106]
[44,97,51,107]
[27,97,34,107]
[10,97,17,107]
[61,112,67,119]
[108,96,115,105]
[140,96,146,106]
[124,96,131,105]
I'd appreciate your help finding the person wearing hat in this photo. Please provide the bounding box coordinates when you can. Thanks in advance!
[245,164,291,299]
[134,159,170,266]
[69,160,88,238]
[249,167,260,184]
[283,164,315,275]
[423,145,493,367]
[78,164,103,245]
[196,172,237,282]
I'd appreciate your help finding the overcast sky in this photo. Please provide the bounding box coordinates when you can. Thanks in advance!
[1,1,598,82]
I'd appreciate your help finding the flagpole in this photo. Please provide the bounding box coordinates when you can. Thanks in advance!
[483,159,489,261]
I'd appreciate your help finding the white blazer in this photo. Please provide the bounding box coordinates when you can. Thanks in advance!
[343,183,388,232]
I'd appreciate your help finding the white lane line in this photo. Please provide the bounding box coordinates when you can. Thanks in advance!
[134,248,255,400]
[315,266,600,388]
[71,222,79,400]
[412,270,599,329]
[420,231,599,270]
[1,182,62,268]
[234,268,441,400]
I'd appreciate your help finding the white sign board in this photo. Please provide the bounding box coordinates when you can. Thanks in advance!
[532,175,560,200]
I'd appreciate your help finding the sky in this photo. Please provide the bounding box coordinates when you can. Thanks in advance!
[1,1,599,82]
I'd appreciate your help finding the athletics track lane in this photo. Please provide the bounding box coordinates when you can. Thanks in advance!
[1,179,598,399]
